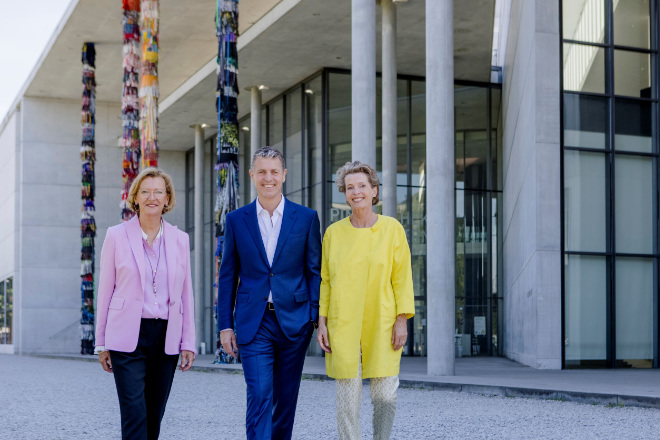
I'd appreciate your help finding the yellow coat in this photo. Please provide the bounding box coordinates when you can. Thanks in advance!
[320,215,415,379]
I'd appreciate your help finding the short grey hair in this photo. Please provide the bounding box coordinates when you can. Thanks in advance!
[251,146,286,170]
[335,161,380,205]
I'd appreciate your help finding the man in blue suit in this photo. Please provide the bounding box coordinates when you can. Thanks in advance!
[218,146,321,440]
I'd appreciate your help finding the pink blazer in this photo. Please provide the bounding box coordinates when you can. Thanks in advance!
[95,216,196,355]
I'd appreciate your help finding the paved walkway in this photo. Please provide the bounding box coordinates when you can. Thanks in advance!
[5,354,660,439]
[35,353,660,409]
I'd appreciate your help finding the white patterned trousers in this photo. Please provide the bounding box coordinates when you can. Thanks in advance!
[336,363,399,440]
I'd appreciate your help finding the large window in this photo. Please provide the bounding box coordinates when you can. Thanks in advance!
[237,70,503,358]
[561,0,657,368]
[0,277,13,345]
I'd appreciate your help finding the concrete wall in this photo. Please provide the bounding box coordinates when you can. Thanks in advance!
[0,110,19,354]
[0,111,19,281]
[16,97,186,354]
[501,0,562,369]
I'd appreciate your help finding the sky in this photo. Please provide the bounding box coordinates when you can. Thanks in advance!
[0,0,73,119]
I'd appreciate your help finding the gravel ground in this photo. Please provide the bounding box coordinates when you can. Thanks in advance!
[2,354,659,440]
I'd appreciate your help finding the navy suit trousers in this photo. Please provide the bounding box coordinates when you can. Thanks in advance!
[239,307,313,440]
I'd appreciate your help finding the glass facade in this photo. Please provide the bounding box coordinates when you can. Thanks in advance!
[234,69,503,357]
[561,0,658,368]
[0,277,13,344]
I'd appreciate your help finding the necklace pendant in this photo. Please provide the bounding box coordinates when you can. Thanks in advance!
[153,284,157,294]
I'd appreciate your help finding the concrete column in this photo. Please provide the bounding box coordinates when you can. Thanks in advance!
[381,0,397,217]
[351,0,376,166]
[193,124,205,353]
[250,86,262,201]
[426,0,455,375]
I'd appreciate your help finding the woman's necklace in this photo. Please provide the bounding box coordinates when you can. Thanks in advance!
[143,232,163,294]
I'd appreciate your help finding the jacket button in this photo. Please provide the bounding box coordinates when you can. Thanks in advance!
[270,273,274,277]
[264,296,267,300]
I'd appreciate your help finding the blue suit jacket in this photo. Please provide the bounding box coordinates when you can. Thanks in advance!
[217,198,322,345]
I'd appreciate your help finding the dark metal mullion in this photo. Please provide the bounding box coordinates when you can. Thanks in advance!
[563,38,609,49]
[405,79,415,356]
[651,0,659,369]
[565,147,659,158]
[486,87,493,356]
[300,84,307,206]
[282,95,287,195]
[607,0,616,368]
[611,44,655,54]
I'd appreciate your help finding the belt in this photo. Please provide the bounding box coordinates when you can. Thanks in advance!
[266,302,275,311]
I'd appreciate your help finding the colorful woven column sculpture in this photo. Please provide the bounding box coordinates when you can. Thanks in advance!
[80,42,96,355]
[120,0,141,220]
[214,0,240,364]
[140,0,159,167]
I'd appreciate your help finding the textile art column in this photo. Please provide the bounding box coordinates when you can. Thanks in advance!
[120,0,141,220]
[214,0,240,364]
[140,0,159,167]
[80,42,96,355]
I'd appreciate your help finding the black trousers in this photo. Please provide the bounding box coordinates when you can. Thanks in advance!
[110,319,179,440]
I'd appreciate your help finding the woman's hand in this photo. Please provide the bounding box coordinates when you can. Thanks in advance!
[179,350,195,372]
[99,351,113,373]
[316,316,332,354]
[391,314,408,351]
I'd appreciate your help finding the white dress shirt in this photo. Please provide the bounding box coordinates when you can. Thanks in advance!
[256,196,285,303]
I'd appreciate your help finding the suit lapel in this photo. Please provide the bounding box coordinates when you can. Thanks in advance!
[163,220,178,296]
[244,201,270,267]
[124,216,146,293]
[272,198,297,266]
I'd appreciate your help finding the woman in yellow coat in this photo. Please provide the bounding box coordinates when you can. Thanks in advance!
[317,161,415,440]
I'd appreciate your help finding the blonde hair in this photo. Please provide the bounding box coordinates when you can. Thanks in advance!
[335,161,380,205]
[127,167,176,214]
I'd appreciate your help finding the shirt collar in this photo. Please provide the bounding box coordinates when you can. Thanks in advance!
[256,196,285,217]
[141,219,164,241]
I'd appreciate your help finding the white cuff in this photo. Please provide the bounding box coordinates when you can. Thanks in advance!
[94,346,107,355]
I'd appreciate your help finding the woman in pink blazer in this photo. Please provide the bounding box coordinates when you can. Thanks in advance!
[95,167,196,440]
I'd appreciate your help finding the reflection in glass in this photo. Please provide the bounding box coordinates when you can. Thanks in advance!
[614,50,651,98]
[616,258,653,367]
[411,81,426,190]
[615,155,653,254]
[563,150,607,252]
[562,0,606,43]
[305,75,323,214]
[285,88,303,204]
[565,255,607,367]
[268,98,283,151]
[491,88,502,191]
[615,99,653,153]
[614,0,650,49]
[328,73,353,225]
[563,43,606,94]
[239,119,251,205]
[563,93,608,149]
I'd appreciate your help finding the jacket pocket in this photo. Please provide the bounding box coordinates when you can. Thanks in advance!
[294,290,309,302]
[109,297,125,310]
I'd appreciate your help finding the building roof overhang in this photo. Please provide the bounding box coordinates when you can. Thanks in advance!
[6,0,495,150]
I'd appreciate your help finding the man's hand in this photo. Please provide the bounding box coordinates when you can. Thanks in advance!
[179,350,195,372]
[316,316,331,354]
[220,329,239,358]
[391,314,408,351]
[99,351,113,373]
